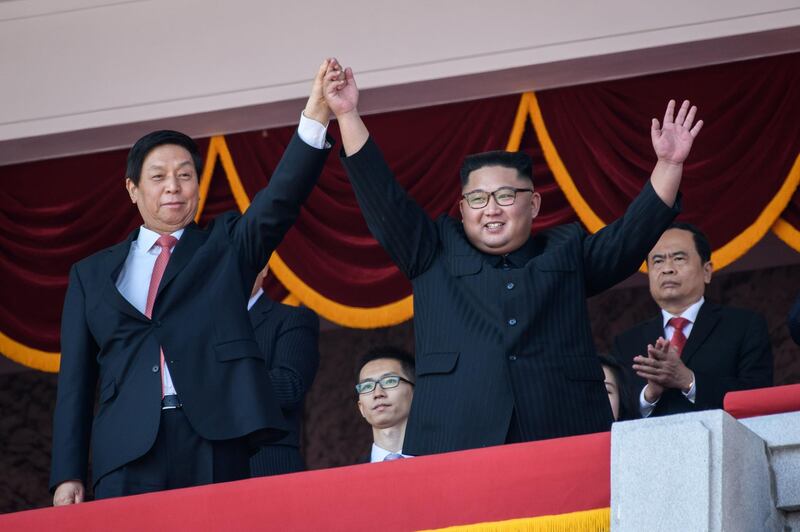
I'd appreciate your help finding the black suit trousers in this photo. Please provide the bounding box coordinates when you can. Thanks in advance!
[94,408,249,499]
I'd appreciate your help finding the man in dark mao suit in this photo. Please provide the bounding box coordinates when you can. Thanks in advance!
[51,61,336,504]
[248,267,319,476]
[322,59,704,456]
[613,223,773,417]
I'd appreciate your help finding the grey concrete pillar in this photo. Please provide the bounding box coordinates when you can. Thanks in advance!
[611,410,784,531]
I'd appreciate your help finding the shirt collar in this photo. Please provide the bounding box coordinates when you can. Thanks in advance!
[135,226,184,253]
[487,236,537,269]
[370,442,411,463]
[661,296,705,328]
[248,288,264,311]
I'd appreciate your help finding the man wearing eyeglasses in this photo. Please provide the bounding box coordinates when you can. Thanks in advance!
[321,59,703,456]
[355,348,415,462]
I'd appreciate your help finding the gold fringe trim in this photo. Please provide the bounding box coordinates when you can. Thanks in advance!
[6,102,800,370]
[0,332,60,373]
[196,135,415,328]
[772,216,800,252]
[418,507,610,532]
[526,92,800,271]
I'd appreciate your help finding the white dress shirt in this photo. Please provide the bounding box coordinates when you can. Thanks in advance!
[640,297,704,417]
[370,443,413,463]
[115,226,184,395]
[248,288,264,311]
[114,113,328,397]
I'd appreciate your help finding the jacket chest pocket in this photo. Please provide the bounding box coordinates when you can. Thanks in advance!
[416,352,459,377]
[215,339,263,362]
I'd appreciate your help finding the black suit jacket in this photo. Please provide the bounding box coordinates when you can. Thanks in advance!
[612,301,773,416]
[50,132,330,490]
[341,138,679,455]
[249,295,319,476]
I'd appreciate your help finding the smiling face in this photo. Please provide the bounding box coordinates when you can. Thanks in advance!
[647,228,713,314]
[459,165,541,255]
[126,144,199,235]
[357,358,414,430]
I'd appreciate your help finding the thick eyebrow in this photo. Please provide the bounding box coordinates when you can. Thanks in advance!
[650,250,688,261]
[359,372,402,382]
[146,160,193,172]
[464,186,524,194]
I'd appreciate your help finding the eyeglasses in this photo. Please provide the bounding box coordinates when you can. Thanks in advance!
[355,375,414,394]
[462,187,534,209]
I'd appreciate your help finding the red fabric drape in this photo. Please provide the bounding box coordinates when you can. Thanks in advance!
[223,95,524,307]
[536,54,800,250]
[1,53,798,368]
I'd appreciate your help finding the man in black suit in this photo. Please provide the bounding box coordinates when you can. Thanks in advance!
[248,266,319,476]
[51,61,337,504]
[322,59,703,455]
[355,348,415,463]
[613,223,773,417]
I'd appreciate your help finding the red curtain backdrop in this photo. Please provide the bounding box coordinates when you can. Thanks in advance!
[1,53,798,371]
[535,54,800,259]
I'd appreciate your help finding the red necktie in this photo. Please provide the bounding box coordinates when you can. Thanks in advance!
[668,317,690,356]
[145,234,177,397]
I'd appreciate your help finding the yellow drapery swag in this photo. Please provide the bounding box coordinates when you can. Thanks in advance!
[3,94,799,371]
[773,216,800,252]
[418,507,610,532]
[518,92,800,273]
[197,135,415,329]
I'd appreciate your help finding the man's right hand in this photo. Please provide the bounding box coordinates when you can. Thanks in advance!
[323,58,369,155]
[53,480,85,506]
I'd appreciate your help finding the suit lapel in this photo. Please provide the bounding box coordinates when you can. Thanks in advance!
[249,295,274,330]
[104,229,147,321]
[157,222,206,299]
[681,301,720,366]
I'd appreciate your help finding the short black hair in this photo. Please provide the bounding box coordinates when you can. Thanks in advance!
[598,353,639,422]
[666,222,712,263]
[459,150,533,188]
[126,130,203,185]
[356,346,415,384]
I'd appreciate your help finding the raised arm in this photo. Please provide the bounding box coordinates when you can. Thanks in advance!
[323,59,439,279]
[582,100,703,294]
[233,60,333,274]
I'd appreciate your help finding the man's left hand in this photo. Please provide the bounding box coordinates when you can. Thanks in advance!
[633,339,694,392]
[651,99,703,166]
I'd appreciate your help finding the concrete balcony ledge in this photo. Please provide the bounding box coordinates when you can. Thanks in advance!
[611,409,796,531]
[742,412,800,512]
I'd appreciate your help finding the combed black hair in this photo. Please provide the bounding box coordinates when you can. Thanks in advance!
[126,130,203,185]
[459,150,533,188]
[355,346,415,384]
[667,222,712,263]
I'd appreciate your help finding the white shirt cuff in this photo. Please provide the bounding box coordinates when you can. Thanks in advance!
[298,112,329,149]
[639,385,659,418]
[682,373,696,403]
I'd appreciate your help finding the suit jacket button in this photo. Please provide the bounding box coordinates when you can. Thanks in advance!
[506,282,515,290]
[509,355,517,361]
[152,365,159,373]
[508,318,517,326]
